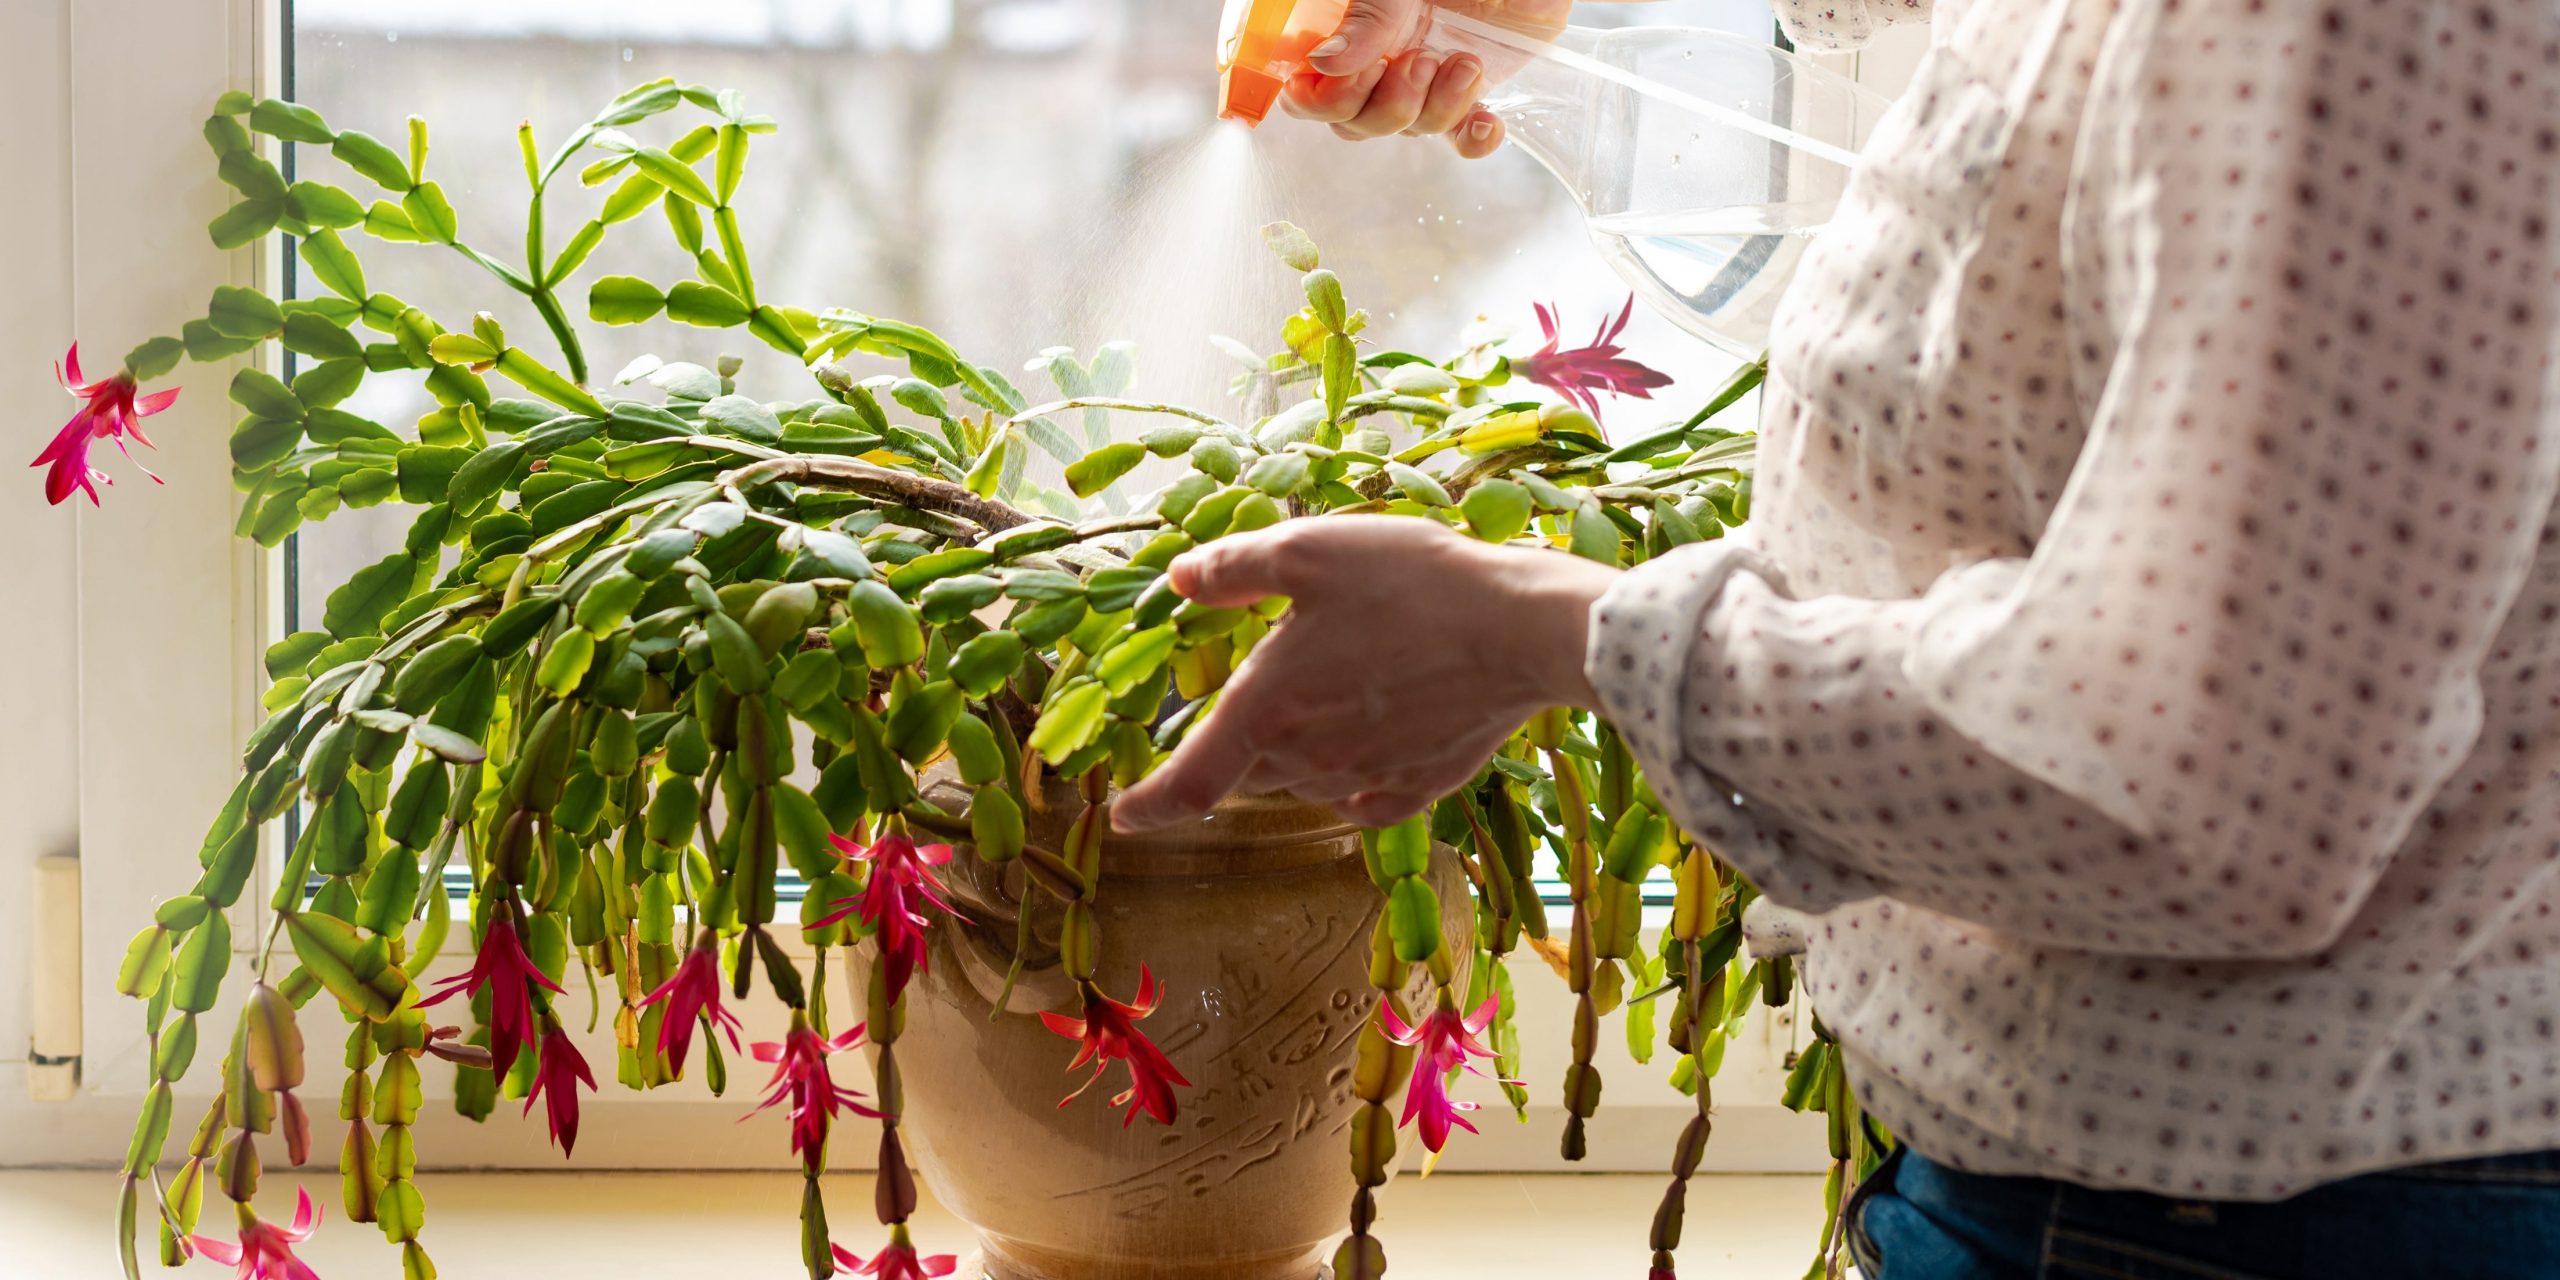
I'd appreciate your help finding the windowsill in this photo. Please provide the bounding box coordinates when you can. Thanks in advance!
[0,1168,1831,1279]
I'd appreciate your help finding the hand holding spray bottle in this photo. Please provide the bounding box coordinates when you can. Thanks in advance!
[1216,0,1890,356]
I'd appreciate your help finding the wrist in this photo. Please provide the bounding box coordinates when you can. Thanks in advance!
[1488,544,1618,711]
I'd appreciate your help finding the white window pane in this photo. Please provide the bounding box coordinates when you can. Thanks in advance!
[287,0,1767,625]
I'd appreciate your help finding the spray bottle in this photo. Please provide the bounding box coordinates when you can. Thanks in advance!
[1217,0,1889,356]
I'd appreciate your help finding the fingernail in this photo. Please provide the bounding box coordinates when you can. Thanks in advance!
[1468,119,1496,142]
[1311,36,1347,58]
[1407,53,1441,86]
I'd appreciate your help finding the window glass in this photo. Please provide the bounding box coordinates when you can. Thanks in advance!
[286,0,1767,616]
[288,0,1772,903]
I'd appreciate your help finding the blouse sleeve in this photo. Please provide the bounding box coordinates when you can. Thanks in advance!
[1589,0,2560,959]
[1770,0,1932,53]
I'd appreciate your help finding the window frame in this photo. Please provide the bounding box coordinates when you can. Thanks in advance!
[0,0,279,1159]
[1,0,1917,1171]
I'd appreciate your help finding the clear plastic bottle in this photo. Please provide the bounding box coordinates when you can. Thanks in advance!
[1219,1,1891,356]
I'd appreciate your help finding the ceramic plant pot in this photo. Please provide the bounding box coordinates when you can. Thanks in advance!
[865,774,1471,1280]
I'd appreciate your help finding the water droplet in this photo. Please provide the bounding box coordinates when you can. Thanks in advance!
[385,30,399,42]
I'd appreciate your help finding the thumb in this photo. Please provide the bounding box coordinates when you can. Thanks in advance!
[1307,0,1426,76]
[1167,528,1311,609]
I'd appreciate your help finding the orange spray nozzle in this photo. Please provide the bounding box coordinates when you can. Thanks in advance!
[1216,0,1352,124]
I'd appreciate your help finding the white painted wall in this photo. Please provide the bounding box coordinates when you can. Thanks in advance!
[0,0,268,1153]
[0,0,81,1090]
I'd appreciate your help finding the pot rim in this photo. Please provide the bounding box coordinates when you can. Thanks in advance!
[926,774,1364,877]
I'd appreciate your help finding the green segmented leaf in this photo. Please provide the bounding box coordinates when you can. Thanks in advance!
[264,630,332,682]
[947,631,1024,698]
[1242,450,1310,497]
[884,678,964,764]
[123,1085,174,1180]
[1372,815,1430,881]
[123,336,184,382]
[209,199,283,250]
[284,911,410,1021]
[115,926,173,999]
[1095,625,1177,697]
[1386,463,1452,507]
[322,552,421,639]
[666,280,750,327]
[1129,576,1182,630]
[1303,269,1348,331]
[400,182,459,243]
[1008,593,1080,645]
[847,580,925,667]
[918,574,1003,624]
[444,440,524,518]
[631,146,717,205]
[945,713,1002,784]
[1460,478,1533,544]
[548,220,607,286]
[1064,442,1145,498]
[281,312,363,362]
[970,785,1025,862]
[1083,566,1159,614]
[408,722,487,764]
[999,570,1083,605]
[700,394,781,443]
[588,275,666,325]
[330,129,411,189]
[286,180,365,230]
[1385,877,1442,964]
[703,611,772,692]
[1600,806,1667,882]
[794,528,873,581]
[883,546,996,594]
[169,910,231,1013]
[1026,679,1109,762]
[1260,221,1319,271]
[249,98,334,144]
[363,200,426,243]
[291,359,365,411]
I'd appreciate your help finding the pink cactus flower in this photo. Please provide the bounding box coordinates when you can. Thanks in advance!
[636,935,746,1077]
[416,915,563,1082]
[831,1227,956,1280]
[183,1187,322,1280]
[31,343,180,506]
[1038,966,1192,1127]
[524,1024,596,1157]
[746,1015,881,1172]
[807,831,957,1005]
[1379,995,1501,1152]
[1509,298,1672,421]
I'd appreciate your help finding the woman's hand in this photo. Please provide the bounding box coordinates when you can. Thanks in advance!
[1280,0,1572,157]
[1110,517,1619,832]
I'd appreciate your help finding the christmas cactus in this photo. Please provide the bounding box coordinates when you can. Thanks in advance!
[77,80,1878,1280]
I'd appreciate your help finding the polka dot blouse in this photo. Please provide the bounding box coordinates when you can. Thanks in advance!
[1587,0,2560,1198]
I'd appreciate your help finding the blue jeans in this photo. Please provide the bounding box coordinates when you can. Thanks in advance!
[1847,1143,2560,1279]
